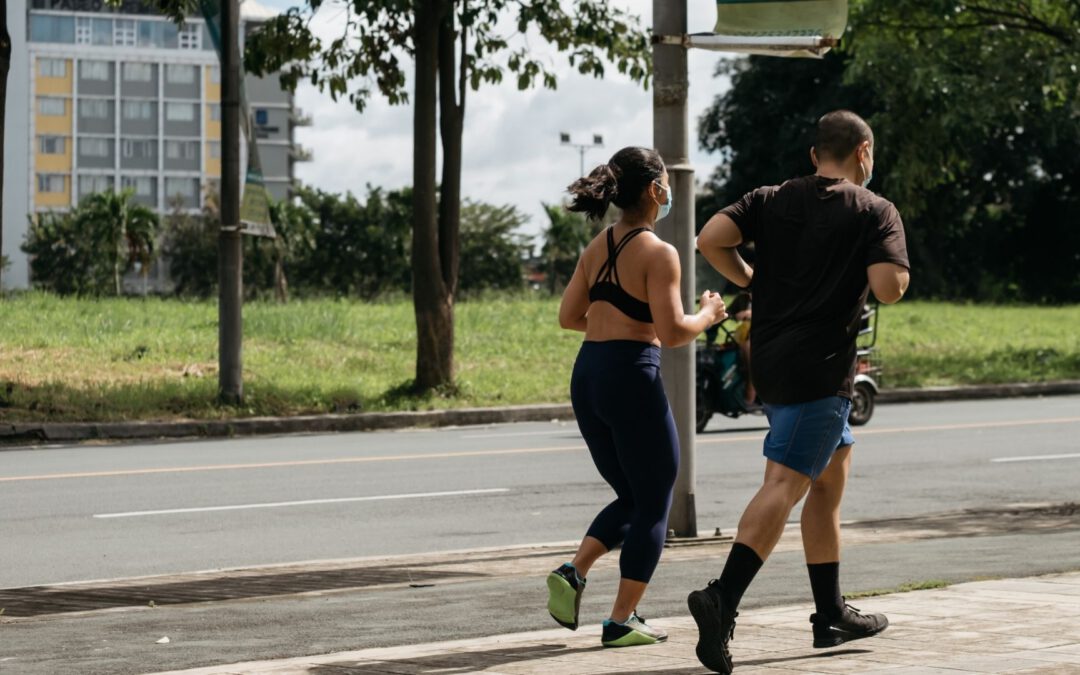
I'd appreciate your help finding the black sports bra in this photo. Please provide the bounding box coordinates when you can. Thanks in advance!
[588,226,653,324]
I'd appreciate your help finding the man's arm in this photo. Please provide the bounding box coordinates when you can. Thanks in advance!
[697,212,754,288]
[867,262,910,304]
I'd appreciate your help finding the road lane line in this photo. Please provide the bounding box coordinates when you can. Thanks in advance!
[93,488,511,518]
[990,453,1080,464]
[460,430,569,439]
[4,417,1078,483]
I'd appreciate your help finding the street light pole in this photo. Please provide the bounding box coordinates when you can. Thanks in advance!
[218,0,243,404]
[560,133,604,177]
[653,0,697,537]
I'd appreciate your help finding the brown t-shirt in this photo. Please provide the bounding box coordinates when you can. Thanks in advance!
[720,175,909,404]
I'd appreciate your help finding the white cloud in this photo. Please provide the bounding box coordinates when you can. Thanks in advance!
[257,0,734,235]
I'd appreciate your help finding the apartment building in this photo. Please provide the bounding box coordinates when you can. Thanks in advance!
[1,0,311,289]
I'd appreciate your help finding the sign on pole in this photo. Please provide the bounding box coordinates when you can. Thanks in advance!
[657,0,848,57]
[199,0,276,237]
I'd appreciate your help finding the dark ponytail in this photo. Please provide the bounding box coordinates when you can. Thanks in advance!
[566,147,665,222]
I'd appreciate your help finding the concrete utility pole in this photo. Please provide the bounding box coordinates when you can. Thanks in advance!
[653,0,697,537]
[218,0,243,404]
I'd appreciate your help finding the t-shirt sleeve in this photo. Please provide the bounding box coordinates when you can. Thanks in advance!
[865,200,910,269]
[719,188,768,243]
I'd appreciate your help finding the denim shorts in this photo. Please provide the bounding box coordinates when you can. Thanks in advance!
[762,396,855,480]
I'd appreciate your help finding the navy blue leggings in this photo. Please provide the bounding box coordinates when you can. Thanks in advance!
[571,340,680,583]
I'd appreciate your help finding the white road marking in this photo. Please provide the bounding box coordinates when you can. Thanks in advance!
[93,488,510,519]
[990,453,1080,464]
[460,430,569,439]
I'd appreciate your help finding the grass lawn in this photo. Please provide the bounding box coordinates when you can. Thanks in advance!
[1,293,1077,422]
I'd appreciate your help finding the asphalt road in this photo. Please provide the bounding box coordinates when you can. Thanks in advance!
[2,395,1078,589]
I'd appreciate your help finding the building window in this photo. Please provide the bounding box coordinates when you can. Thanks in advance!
[179,24,201,50]
[114,19,137,47]
[166,140,199,160]
[30,15,75,44]
[208,66,221,84]
[37,174,67,194]
[207,141,221,159]
[208,104,221,121]
[91,18,113,45]
[38,97,67,116]
[166,102,196,122]
[80,99,110,119]
[38,59,67,79]
[122,175,156,197]
[137,21,162,48]
[165,177,199,200]
[121,139,157,160]
[79,137,111,158]
[80,60,112,82]
[166,64,196,85]
[79,174,115,197]
[39,136,66,155]
[123,63,154,83]
[75,16,92,44]
[122,100,155,121]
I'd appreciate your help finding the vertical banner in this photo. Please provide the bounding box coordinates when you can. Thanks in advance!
[199,0,276,237]
[685,0,848,57]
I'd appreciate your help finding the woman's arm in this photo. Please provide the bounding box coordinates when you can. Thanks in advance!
[558,258,590,332]
[647,244,727,348]
[697,213,754,288]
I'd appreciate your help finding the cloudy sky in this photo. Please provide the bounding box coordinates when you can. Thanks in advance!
[255,0,734,237]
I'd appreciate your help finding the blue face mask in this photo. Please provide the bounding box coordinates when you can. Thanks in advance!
[655,182,673,221]
[861,152,874,188]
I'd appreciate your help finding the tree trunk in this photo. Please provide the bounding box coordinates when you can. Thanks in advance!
[411,0,453,392]
[0,0,11,280]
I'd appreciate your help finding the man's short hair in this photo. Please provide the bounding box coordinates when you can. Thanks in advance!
[815,110,874,162]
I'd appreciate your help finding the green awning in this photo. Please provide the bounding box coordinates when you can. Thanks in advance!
[684,0,849,57]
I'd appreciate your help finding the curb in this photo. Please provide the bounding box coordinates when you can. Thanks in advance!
[0,404,575,445]
[1,380,1077,445]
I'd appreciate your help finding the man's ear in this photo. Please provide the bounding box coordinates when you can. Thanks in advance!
[810,147,819,168]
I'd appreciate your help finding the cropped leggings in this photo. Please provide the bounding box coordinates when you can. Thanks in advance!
[570,340,680,583]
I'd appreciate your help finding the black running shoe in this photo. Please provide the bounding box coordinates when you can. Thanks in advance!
[546,563,586,630]
[811,601,889,648]
[687,580,737,674]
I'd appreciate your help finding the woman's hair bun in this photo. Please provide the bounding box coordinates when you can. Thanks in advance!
[567,164,619,222]
[565,147,665,223]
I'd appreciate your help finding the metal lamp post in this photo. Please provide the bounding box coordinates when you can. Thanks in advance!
[560,132,605,177]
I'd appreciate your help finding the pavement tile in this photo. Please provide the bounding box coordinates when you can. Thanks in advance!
[150,572,1080,675]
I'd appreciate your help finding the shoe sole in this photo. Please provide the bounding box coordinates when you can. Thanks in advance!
[813,621,889,649]
[546,572,579,631]
[602,631,666,648]
[687,590,733,674]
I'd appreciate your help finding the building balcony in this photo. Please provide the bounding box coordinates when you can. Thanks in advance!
[290,144,313,162]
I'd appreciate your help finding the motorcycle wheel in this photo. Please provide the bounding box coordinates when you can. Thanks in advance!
[849,382,875,426]
[696,378,712,433]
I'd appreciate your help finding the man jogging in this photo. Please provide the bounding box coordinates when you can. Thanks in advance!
[690,110,910,673]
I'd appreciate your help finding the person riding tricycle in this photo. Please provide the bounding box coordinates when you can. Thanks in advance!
[696,296,882,432]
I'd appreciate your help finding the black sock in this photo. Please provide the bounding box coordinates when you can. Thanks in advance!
[807,562,844,617]
[717,543,764,611]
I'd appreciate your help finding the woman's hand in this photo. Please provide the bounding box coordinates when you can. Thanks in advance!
[700,291,727,325]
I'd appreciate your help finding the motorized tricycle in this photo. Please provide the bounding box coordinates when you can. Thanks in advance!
[695,302,882,432]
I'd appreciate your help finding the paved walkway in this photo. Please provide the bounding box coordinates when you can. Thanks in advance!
[155,572,1080,674]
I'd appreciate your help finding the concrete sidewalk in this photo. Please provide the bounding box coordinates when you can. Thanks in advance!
[154,573,1080,674]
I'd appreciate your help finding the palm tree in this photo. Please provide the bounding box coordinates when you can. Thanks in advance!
[76,189,159,296]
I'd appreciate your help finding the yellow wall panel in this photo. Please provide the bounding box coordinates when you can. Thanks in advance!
[36,104,73,135]
[205,104,221,138]
[36,58,74,95]
[35,180,71,208]
[36,148,72,173]
[205,66,221,101]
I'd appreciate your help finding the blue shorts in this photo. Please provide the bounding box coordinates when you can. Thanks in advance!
[762,396,855,480]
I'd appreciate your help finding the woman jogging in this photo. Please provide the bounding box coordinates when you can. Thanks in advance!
[546,146,727,647]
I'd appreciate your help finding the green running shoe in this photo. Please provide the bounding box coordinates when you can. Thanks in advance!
[601,612,668,647]
[546,563,585,630]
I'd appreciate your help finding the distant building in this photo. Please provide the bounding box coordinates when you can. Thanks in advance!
[1,0,311,290]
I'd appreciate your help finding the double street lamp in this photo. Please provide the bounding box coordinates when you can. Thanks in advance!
[560,132,604,177]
